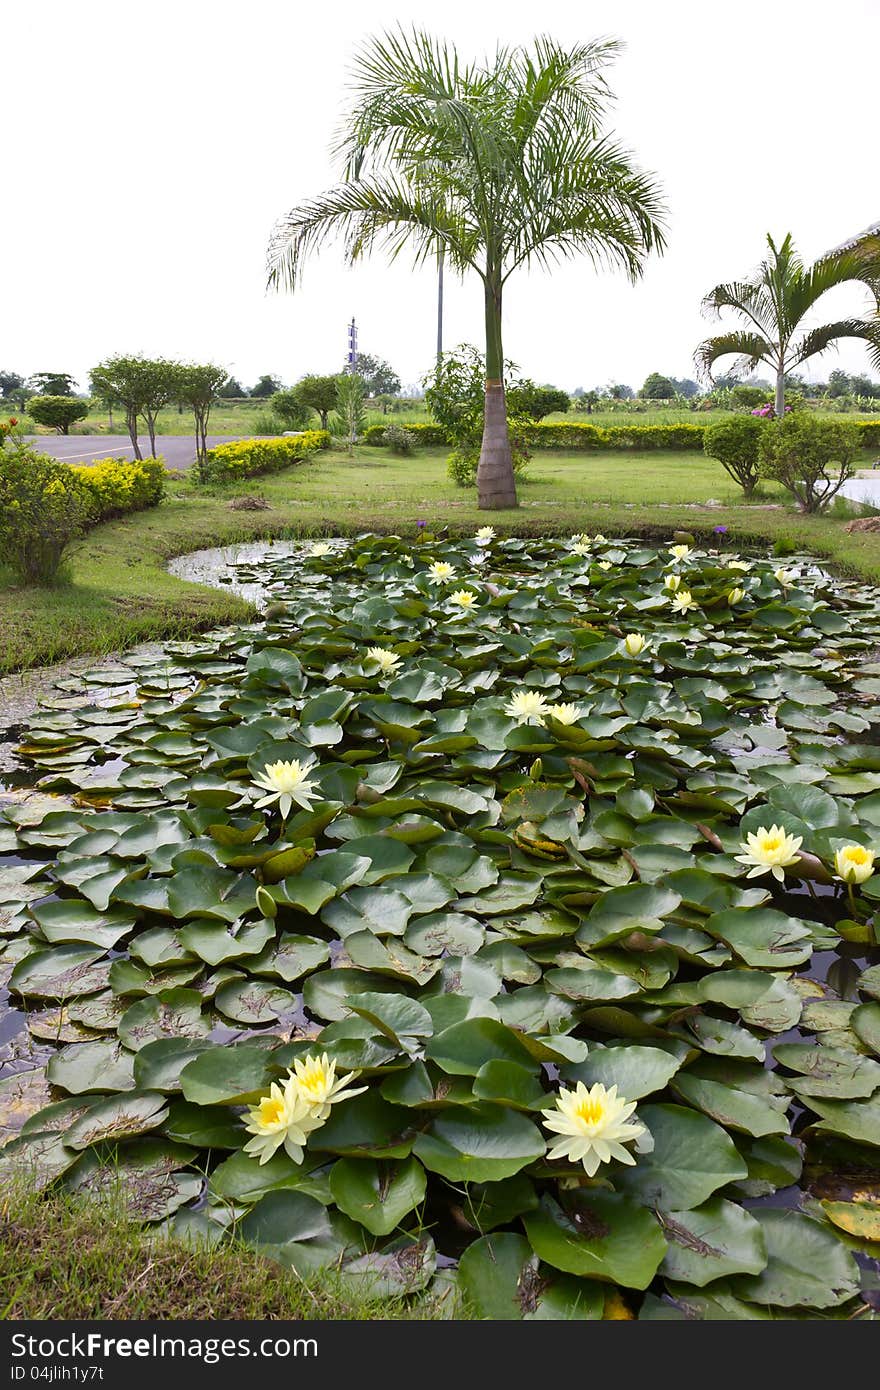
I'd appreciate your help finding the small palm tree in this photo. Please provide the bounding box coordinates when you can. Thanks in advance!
[697,233,880,416]
[267,30,666,510]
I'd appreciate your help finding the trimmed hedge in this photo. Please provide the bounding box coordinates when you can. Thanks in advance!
[71,456,166,521]
[363,419,880,452]
[198,430,330,484]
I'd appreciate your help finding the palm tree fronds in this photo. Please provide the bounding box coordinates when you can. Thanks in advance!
[694,331,772,382]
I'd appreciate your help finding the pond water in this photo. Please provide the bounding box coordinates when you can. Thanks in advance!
[1,532,879,1319]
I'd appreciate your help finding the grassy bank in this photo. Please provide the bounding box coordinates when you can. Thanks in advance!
[1,445,878,674]
[0,1187,449,1320]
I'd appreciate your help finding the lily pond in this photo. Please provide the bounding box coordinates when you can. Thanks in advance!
[1,530,880,1320]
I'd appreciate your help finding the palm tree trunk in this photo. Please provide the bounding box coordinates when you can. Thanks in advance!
[476,278,518,510]
[775,367,785,419]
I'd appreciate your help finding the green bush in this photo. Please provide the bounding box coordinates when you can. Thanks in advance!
[71,456,166,520]
[446,440,531,487]
[382,425,417,455]
[759,415,859,512]
[269,389,313,430]
[197,431,330,484]
[364,422,449,446]
[26,395,89,435]
[703,415,765,497]
[0,442,90,584]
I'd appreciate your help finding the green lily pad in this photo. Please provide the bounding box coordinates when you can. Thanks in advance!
[615,1103,748,1209]
[524,1192,666,1289]
[329,1156,427,1236]
[457,1232,604,1320]
[413,1104,544,1182]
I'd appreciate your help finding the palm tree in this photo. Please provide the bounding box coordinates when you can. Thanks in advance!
[267,30,666,509]
[697,233,880,417]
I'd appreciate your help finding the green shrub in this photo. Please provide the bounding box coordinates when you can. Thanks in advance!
[759,415,859,512]
[857,420,880,449]
[0,442,89,584]
[364,422,448,446]
[447,439,531,487]
[251,410,285,436]
[703,415,765,497]
[382,425,417,455]
[26,395,89,435]
[197,431,330,484]
[71,456,166,520]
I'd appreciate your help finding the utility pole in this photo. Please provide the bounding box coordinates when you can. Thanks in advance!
[346,316,358,373]
[436,249,444,371]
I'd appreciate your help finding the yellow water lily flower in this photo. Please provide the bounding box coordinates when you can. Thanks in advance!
[622,633,649,657]
[667,544,692,563]
[670,589,697,614]
[835,844,875,884]
[664,573,681,592]
[774,567,797,586]
[593,534,607,544]
[427,560,455,583]
[449,589,478,611]
[570,533,591,545]
[727,587,745,606]
[597,560,613,571]
[735,824,803,881]
[253,759,319,818]
[308,541,332,557]
[469,552,488,567]
[541,1082,645,1178]
[365,646,402,676]
[243,1078,320,1165]
[728,560,750,571]
[289,1053,366,1121]
[571,542,592,557]
[475,526,495,544]
[547,702,584,725]
[504,690,550,726]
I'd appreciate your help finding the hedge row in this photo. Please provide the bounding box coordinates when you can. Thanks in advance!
[70,456,166,521]
[198,430,330,484]
[363,419,880,452]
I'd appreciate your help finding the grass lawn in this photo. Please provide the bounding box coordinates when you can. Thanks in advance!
[1,445,878,675]
[0,1187,449,1320]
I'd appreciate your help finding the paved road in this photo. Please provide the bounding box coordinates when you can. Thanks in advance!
[25,435,245,471]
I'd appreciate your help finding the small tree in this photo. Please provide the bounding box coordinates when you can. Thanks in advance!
[332,374,366,456]
[703,415,765,498]
[28,371,77,396]
[424,345,533,485]
[25,395,88,435]
[89,356,179,460]
[177,364,228,468]
[250,374,282,398]
[729,384,769,410]
[270,388,313,430]
[759,415,859,512]
[640,372,677,399]
[292,374,340,429]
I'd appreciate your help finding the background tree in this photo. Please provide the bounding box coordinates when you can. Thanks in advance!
[608,382,634,399]
[697,232,880,417]
[703,415,764,497]
[269,388,312,430]
[759,415,859,512]
[268,31,665,509]
[0,370,24,401]
[292,374,340,429]
[218,376,247,398]
[729,383,769,409]
[640,372,676,399]
[332,374,366,456]
[28,371,77,396]
[137,359,179,458]
[353,352,401,398]
[670,376,700,398]
[250,374,282,398]
[25,395,89,435]
[176,364,229,467]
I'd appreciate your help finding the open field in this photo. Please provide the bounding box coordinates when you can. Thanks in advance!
[1,445,878,674]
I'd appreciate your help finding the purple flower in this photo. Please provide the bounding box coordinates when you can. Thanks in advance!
[713,525,728,534]
[416,520,427,529]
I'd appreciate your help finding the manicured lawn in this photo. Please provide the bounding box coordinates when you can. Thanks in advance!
[0,445,877,674]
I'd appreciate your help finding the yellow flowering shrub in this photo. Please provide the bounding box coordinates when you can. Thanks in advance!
[0,443,90,584]
[197,430,330,485]
[70,456,166,521]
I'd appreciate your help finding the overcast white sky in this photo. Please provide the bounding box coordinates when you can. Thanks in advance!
[4,0,879,394]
